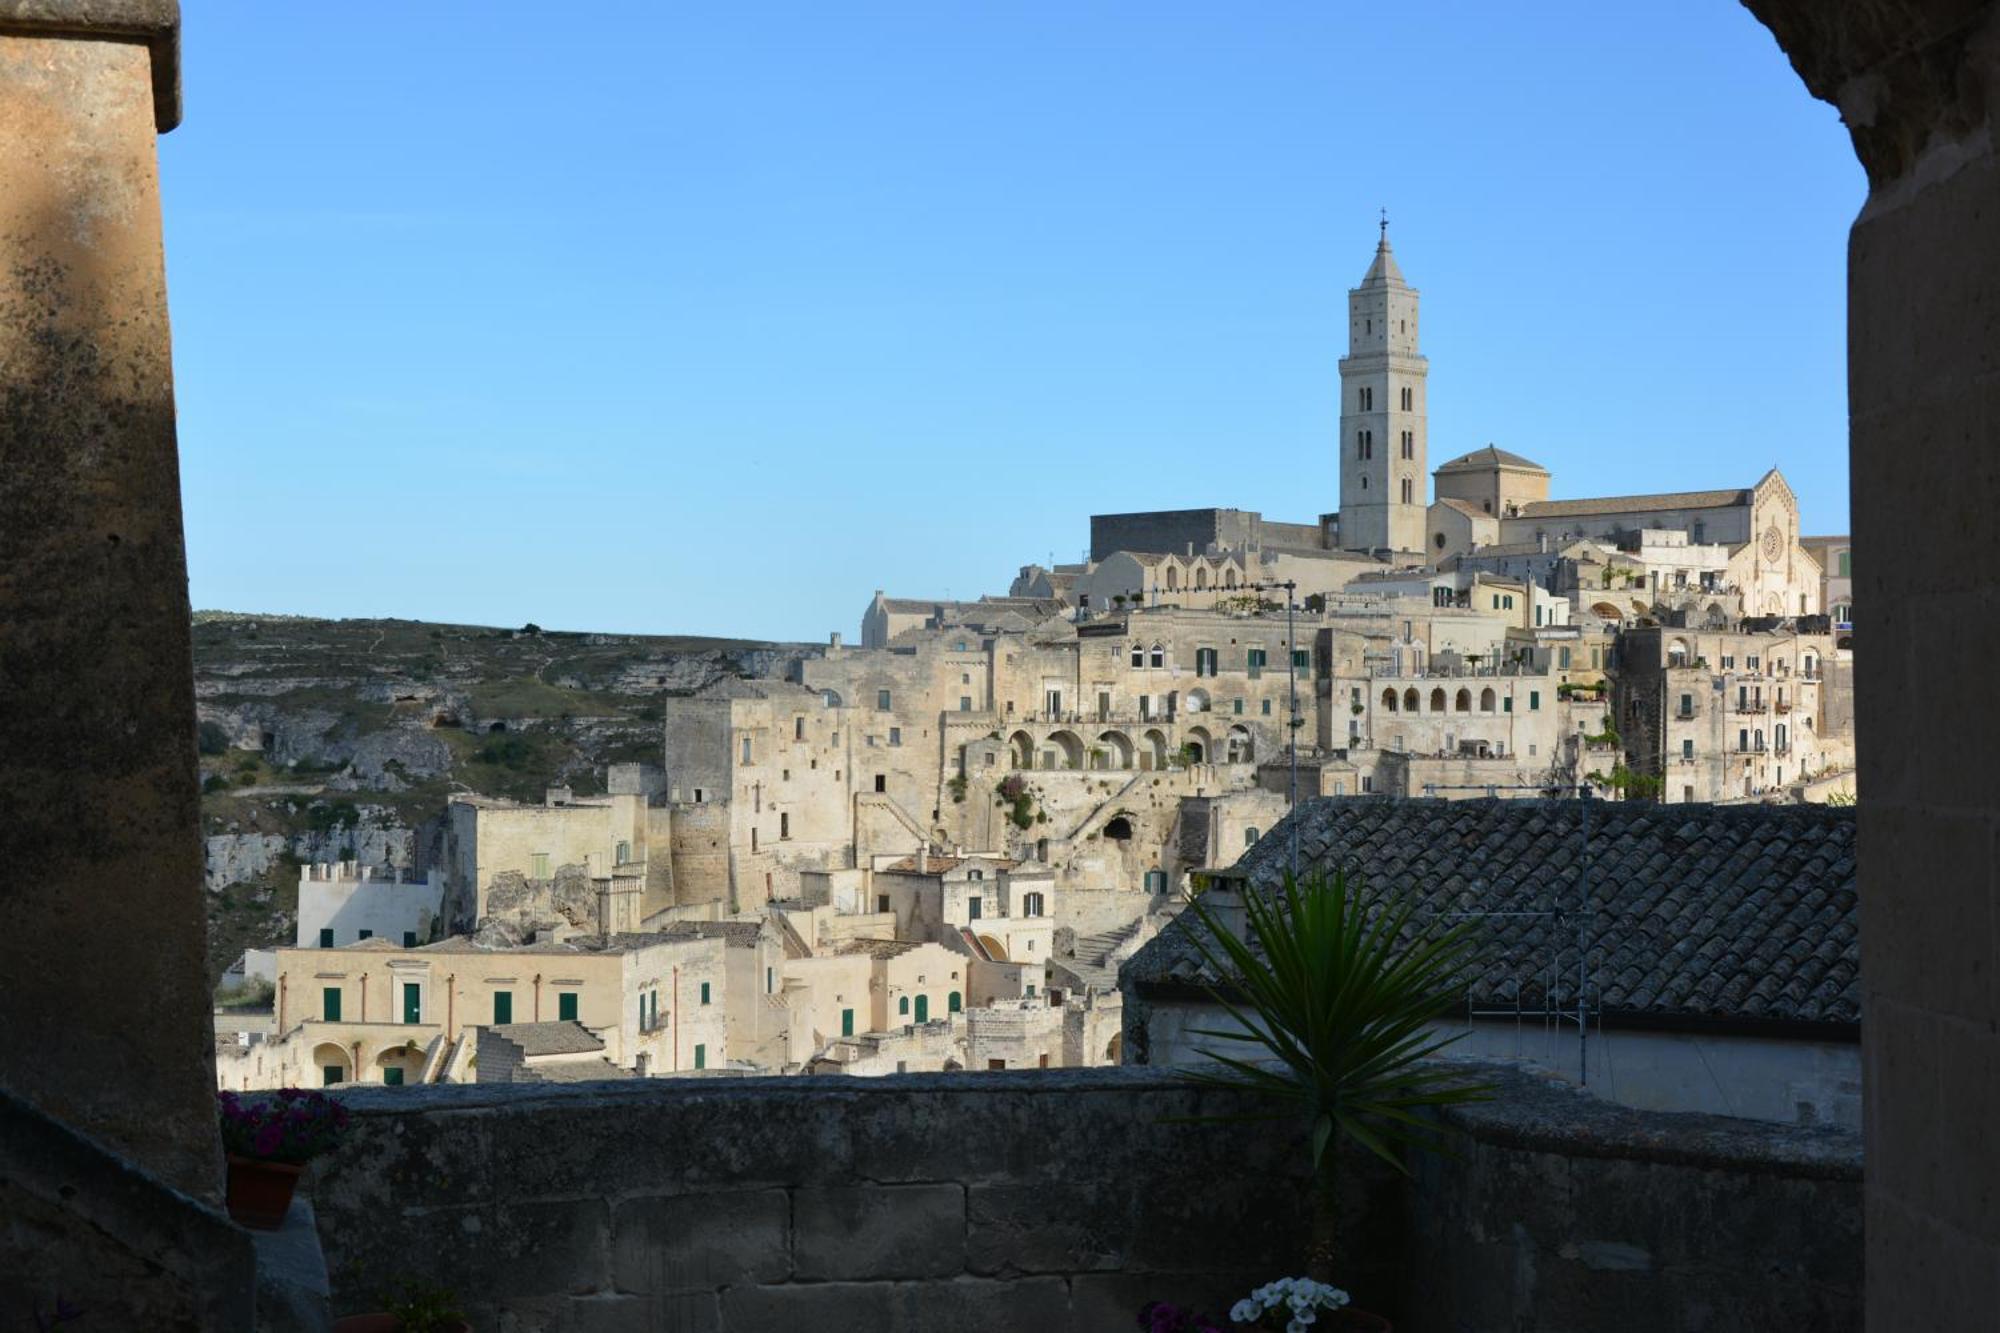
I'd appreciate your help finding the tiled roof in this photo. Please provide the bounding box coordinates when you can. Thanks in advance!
[523,1059,635,1083]
[1436,445,1547,474]
[879,853,1019,875]
[661,920,765,946]
[488,1021,605,1057]
[1515,489,1750,519]
[1124,799,1858,1029]
[1435,497,1494,520]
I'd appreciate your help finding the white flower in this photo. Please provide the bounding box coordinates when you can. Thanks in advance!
[1287,1322,1309,1333]
[1294,1310,1318,1326]
[1230,1300,1261,1324]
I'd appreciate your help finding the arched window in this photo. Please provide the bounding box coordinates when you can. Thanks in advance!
[899,995,910,1015]
[1224,568,1239,589]
[948,991,962,1013]
[1195,566,1208,590]
[1165,565,1180,590]
[1149,644,1165,669]
[1455,688,1471,712]
[1480,687,1497,713]
[1361,476,1369,490]
[1430,688,1446,713]
[1244,827,1260,846]
[1400,478,1413,503]
[1403,688,1420,713]
[1401,386,1413,410]
[1382,687,1398,713]
[1130,644,1144,667]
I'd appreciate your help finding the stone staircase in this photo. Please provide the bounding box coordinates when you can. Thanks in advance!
[1054,920,1143,994]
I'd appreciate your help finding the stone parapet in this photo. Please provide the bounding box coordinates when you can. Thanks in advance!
[305,1064,1859,1332]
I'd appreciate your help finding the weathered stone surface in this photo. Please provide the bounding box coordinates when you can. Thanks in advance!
[717,1281,897,1332]
[0,13,216,1202]
[310,1067,1859,1330]
[792,1183,966,1280]
[611,1191,790,1293]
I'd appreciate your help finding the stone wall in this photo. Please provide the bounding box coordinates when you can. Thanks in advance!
[306,1065,1860,1332]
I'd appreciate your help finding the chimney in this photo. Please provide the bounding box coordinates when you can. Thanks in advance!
[829,631,843,654]
[916,845,929,874]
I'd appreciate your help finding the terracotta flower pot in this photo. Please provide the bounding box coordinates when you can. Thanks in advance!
[224,1154,303,1230]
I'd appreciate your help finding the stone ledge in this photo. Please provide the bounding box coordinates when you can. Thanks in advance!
[1439,1062,1864,1179]
[0,0,179,130]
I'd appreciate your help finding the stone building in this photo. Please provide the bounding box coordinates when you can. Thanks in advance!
[439,764,665,930]
[295,861,444,950]
[218,928,728,1090]
[1801,534,1853,633]
[1338,227,1431,554]
[1615,623,1849,803]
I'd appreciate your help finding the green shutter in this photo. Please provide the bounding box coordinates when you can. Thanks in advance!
[694,1044,706,1070]
[841,1008,854,1037]
[914,994,929,1023]
[948,991,962,1013]
[700,982,711,1005]
[493,991,512,1025]
[383,1066,405,1086]
[558,992,578,1022]
[402,982,420,1024]
[322,987,341,1022]
[899,995,909,1015]
[322,1065,344,1086]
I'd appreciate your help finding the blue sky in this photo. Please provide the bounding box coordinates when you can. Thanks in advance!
[164,3,1862,642]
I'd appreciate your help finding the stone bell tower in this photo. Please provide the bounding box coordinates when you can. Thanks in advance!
[1338,218,1429,554]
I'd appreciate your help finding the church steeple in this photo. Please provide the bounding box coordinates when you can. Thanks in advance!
[1337,218,1428,554]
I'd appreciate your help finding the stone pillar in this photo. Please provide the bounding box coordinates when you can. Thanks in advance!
[1744,1,2000,1325]
[0,4,215,1199]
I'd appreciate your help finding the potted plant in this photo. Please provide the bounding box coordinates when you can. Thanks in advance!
[1174,870,1491,1325]
[333,1280,470,1333]
[217,1088,349,1230]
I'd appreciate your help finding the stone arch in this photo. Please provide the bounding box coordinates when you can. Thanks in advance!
[978,934,1008,961]
[487,721,507,734]
[1195,565,1209,590]
[1140,728,1168,770]
[1403,687,1420,713]
[1455,688,1471,713]
[1095,730,1135,770]
[1105,1033,1123,1064]
[1224,568,1239,589]
[1185,688,1210,713]
[1164,565,1179,591]
[312,1041,351,1087]
[1103,815,1133,841]
[1591,601,1622,620]
[374,1042,426,1086]
[1045,729,1086,770]
[1185,726,1212,764]
[1226,725,1254,763]
[1669,637,1692,667]
[1480,687,1497,713]
[1007,730,1034,769]
[1429,687,1447,713]
[820,688,843,708]
[1382,687,1399,713]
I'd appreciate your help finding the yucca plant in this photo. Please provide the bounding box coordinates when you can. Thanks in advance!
[1178,869,1492,1281]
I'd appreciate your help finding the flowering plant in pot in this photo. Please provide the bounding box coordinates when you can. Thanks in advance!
[1175,870,1492,1326]
[216,1088,349,1229]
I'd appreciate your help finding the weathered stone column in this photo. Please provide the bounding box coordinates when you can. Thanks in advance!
[1745,1,2000,1325]
[0,3,216,1200]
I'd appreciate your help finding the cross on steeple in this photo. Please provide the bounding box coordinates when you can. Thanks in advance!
[1379,207,1389,241]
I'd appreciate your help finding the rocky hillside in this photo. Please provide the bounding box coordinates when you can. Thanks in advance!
[194,612,812,982]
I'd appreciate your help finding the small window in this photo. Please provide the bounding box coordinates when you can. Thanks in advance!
[900,995,910,1015]
[1261,699,1272,716]
[322,1065,344,1086]
[1149,644,1165,669]
[358,929,372,941]
[1245,827,1260,846]
[318,927,334,948]
[795,716,805,740]
[558,991,578,1022]
[1529,691,1540,711]
[960,696,972,711]
[532,852,550,880]
[402,930,417,948]
[321,986,341,1022]
[889,727,901,746]
[1361,775,1373,793]
[493,991,513,1025]
[841,1008,855,1037]
[700,982,712,1005]
[877,894,890,913]
[767,966,775,993]
[694,1043,706,1070]
[874,774,886,793]
[968,897,983,920]
[741,736,753,765]
[1233,699,1244,715]
[877,689,891,710]
[948,991,962,1013]
[1683,739,1695,759]
[1130,644,1144,667]
[780,812,790,839]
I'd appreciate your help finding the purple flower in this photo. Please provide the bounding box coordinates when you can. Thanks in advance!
[253,1123,284,1157]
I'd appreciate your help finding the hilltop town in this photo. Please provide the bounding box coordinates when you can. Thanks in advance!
[211,232,1855,1093]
